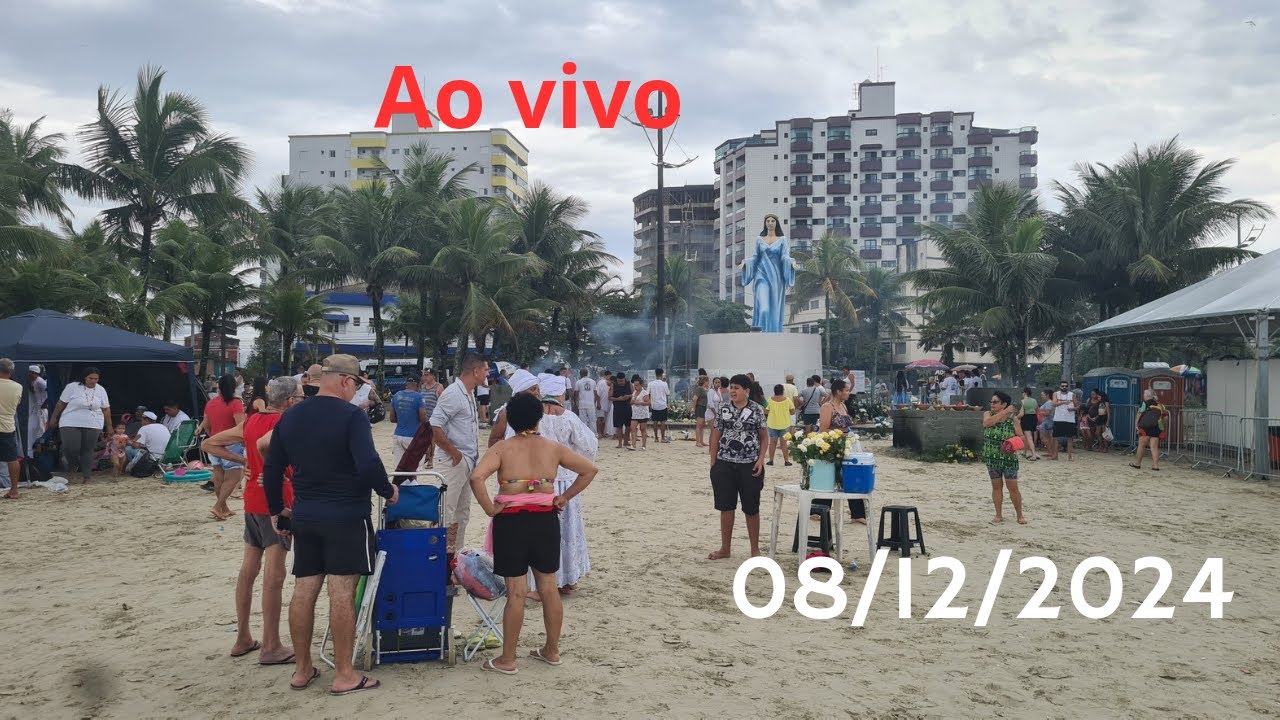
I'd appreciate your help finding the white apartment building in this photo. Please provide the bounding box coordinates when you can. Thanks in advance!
[287,113,530,203]
[712,80,1040,364]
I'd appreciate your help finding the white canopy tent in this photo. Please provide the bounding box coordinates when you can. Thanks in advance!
[1066,250,1280,477]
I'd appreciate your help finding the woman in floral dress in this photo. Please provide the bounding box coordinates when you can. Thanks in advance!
[982,391,1026,525]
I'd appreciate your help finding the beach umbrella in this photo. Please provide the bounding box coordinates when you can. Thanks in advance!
[952,364,978,371]
[1171,364,1202,376]
[904,359,949,370]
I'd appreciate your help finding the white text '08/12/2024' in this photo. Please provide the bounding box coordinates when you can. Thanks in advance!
[732,550,1233,626]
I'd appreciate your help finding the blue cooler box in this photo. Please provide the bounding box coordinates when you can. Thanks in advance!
[841,452,876,493]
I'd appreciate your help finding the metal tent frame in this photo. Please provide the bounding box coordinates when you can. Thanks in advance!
[1065,251,1280,478]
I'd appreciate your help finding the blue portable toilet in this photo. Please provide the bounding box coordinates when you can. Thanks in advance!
[1082,367,1140,446]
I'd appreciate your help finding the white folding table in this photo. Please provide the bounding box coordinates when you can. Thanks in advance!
[768,483,876,563]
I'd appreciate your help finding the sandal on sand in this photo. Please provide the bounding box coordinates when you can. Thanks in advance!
[529,648,562,666]
[230,641,261,657]
[290,668,320,690]
[260,654,296,666]
[482,659,518,675]
[1128,463,1142,469]
[330,675,380,696]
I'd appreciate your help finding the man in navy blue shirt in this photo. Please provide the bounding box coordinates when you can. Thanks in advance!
[263,354,397,696]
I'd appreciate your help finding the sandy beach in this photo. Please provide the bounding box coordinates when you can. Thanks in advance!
[1,425,1278,719]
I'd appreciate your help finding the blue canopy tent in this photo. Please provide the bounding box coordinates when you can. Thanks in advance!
[0,309,203,455]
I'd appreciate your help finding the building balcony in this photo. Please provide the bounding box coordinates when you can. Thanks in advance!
[829,226,852,238]
[929,201,954,214]
[790,183,813,196]
[827,160,852,172]
[896,180,922,193]
[860,203,882,216]
[930,156,954,170]
[859,181,882,194]
[790,205,812,218]
[791,225,813,239]
[929,131,954,147]
[859,158,882,172]
[897,113,922,125]
[930,111,954,123]
[967,130,993,145]
[860,247,883,260]
[1019,174,1038,189]
[860,224,883,238]
[897,224,922,238]
[969,177,993,189]
[967,155,993,167]
[896,133,922,148]
[827,138,852,150]
[826,115,851,128]
[826,182,852,195]
[1020,151,1039,166]
[1019,126,1039,144]
[790,161,812,174]
[930,178,954,191]
[790,139,813,152]
[896,157,922,171]
[896,202,922,215]
[350,157,380,169]
[734,169,746,182]
[827,204,852,217]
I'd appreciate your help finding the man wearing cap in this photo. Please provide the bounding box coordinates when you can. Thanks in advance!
[487,369,542,448]
[431,353,488,554]
[25,365,47,459]
[125,411,171,464]
[262,354,397,696]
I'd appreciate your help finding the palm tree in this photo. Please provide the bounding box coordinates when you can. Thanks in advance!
[790,232,874,365]
[915,317,980,368]
[909,182,1065,384]
[313,182,422,382]
[1053,138,1272,316]
[247,277,335,373]
[503,182,617,343]
[427,197,545,363]
[174,233,258,375]
[255,180,330,281]
[856,266,912,383]
[0,109,67,259]
[63,65,249,301]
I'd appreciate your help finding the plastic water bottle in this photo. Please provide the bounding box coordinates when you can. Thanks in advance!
[850,433,864,453]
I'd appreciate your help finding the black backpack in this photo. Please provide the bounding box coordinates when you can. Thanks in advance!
[128,451,160,478]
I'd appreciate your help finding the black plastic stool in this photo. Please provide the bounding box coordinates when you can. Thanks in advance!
[792,504,834,553]
[877,505,927,557]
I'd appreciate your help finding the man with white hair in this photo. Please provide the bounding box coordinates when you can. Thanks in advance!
[487,369,541,448]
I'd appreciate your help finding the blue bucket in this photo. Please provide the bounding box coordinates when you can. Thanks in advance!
[841,453,876,494]
[808,460,837,491]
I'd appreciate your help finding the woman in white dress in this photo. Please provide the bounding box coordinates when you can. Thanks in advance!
[500,374,597,596]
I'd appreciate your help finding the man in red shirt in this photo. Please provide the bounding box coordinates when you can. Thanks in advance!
[203,376,304,667]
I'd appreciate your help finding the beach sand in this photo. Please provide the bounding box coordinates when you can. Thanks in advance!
[1,425,1278,719]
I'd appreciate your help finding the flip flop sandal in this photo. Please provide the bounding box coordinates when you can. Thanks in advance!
[290,667,320,690]
[482,659,518,675]
[230,641,261,658]
[529,648,562,666]
[330,675,380,696]
[259,654,296,666]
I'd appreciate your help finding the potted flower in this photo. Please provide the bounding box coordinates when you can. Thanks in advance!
[787,429,848,491]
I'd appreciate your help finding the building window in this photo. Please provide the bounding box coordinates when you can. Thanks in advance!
[329,150,336,157]
[954,192,966,199]
[895,341,907,355]
[863,239,878,249]
[392,148,399,154]
[353,317,361,327]
[327,321,340,334]
[952,147,966,155]
[865,129,878,136]
[882,172,897,180]
[881,216,896,224]
[813,153,825,159]
[813,197,825,203]
[953,170,965,177]
[882,194,897,201]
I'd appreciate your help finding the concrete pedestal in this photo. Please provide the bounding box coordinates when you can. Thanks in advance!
[698,332,822,390]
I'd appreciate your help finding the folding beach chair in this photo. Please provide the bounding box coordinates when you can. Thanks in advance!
[159,419,200,472]
[460,583,506,663]
[453,551,507,663]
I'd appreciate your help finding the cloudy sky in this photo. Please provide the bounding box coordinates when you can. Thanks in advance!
[5,0,1277,285]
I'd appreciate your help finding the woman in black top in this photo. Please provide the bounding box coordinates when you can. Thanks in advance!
[611,374,633,448]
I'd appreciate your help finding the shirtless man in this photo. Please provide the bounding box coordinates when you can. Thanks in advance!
[470,393,597,676]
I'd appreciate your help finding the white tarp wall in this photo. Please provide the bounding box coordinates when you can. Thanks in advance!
[1206,358,1280,449]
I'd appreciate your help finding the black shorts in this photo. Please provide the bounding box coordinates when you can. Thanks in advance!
[710,460,764,515]
[0,431,18,463]
[1019,415,1038,432]
[491,510,560,577]
[477,394,490,407]
[800,413,820,427]
[1052,421,1077,438]
[291,517,375,577]
[651,408,669,422]
[613,405,632,428]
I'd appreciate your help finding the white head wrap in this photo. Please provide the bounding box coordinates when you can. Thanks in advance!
[540,375,568,398]
[509,369,539,394]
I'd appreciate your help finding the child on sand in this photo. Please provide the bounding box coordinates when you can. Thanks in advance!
[110,423,129,477]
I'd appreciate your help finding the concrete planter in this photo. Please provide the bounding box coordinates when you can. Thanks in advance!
[891,408,984,455]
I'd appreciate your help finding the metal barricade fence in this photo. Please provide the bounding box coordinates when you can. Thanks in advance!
[1176,409,1244,476]
[1237,416,1280,481]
